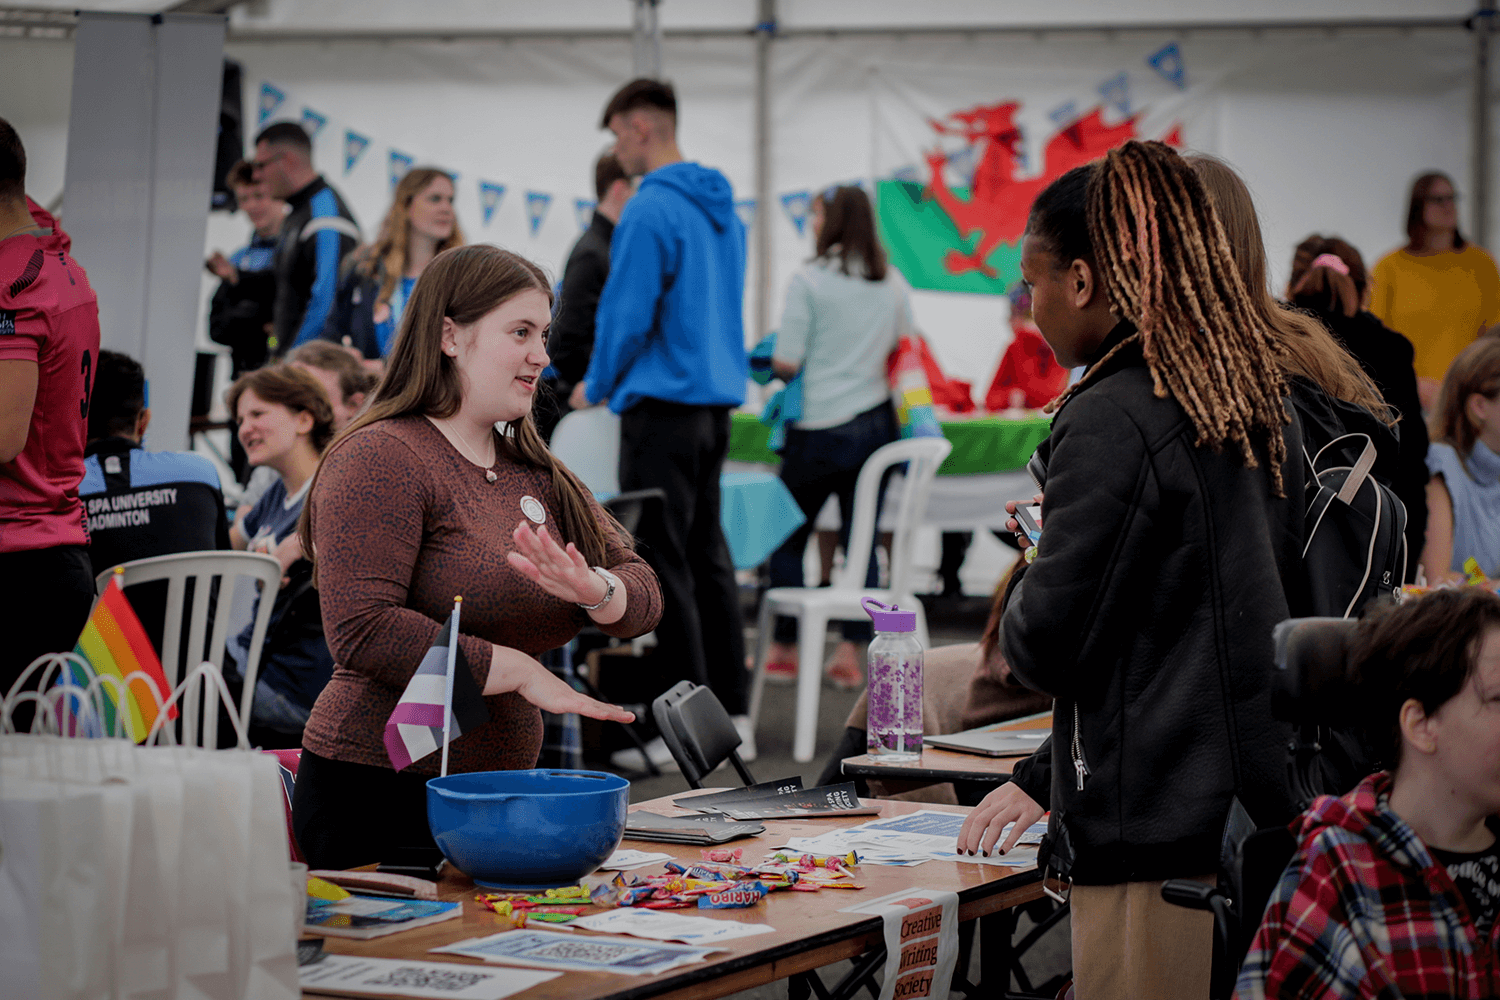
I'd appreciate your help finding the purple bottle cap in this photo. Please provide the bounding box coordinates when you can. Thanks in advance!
[861,597,917,632]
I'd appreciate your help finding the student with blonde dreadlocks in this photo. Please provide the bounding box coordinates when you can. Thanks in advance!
[956,143,1306,999]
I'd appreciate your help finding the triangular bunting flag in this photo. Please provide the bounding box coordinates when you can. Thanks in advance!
[1048,101,1078,127]
[479,181,506,226]
[780,191,811,236]
[525,191,552,236]
[1160,122,1185,148]
[257,82,286,125]
[1098,72,1130,115]
[734,199,757,230]
[574,198,596,232]
[389,150,415,191]
[343,130,369,174]
[1148,42,1187,89]
[383,609,489,771]
[300,107,327,141]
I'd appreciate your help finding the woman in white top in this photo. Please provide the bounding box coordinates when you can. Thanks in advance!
[765,185,913,688]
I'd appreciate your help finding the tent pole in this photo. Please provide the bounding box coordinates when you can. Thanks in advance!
[1474,0,1496,248]
[632,0,662,79]
[753,0,775,343]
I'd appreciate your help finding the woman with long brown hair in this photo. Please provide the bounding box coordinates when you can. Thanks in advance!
[1371,171,1500,405]
[291,244,661,870]
[763,184,912,689]
[1287,234,1429,569]
[323,167,465,361]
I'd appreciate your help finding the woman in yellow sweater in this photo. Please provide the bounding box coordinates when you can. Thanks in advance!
[1371,172,1500,408]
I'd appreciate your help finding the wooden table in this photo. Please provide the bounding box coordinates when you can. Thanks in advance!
[840,712,1052,789]
[304,797,1046,1000]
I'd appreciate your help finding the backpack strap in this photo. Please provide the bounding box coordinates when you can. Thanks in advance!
[1335,436,1378,505]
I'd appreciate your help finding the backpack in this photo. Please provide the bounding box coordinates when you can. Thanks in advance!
[1302,433,1408,618]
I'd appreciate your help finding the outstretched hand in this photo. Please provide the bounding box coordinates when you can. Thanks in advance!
[507,523,607,607]
[955,781,1045,857]
[485,644,635,724]
[515,662,636,723]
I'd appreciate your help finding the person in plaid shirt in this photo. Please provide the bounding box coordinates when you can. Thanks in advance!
[1235,588,1500,999]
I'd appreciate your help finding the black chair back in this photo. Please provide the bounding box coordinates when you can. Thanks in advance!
[652,681,756,789]
[1271,617,1374,807]
[603,488,667,539]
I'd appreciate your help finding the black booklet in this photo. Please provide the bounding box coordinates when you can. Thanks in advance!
[624,810,766,845]
[671,776,804,811]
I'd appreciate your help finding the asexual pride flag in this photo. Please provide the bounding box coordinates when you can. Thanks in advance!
[383,608,490,771]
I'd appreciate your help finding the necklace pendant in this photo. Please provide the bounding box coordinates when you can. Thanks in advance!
[485,469,498,483]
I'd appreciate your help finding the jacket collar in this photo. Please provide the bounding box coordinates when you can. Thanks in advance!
[286,175,328,209]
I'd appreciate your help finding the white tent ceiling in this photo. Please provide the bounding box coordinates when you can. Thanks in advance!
[0,0,1480,35]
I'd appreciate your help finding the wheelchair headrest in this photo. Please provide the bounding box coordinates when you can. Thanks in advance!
[1271,617,1360,727]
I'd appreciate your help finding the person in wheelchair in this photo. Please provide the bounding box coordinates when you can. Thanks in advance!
[1235,588,1500,999]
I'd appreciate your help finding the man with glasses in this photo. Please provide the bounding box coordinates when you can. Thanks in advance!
[252,122,360,357]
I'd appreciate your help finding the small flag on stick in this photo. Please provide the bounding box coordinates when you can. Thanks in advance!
[69,570,176,741]
[383,598,489,773]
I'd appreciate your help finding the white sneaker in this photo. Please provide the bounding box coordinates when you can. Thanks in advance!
[731,715,758,762]
[609,736,677,772]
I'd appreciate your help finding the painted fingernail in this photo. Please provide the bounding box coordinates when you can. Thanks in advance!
[998,848,1007,855]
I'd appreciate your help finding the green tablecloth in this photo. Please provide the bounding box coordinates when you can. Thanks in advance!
[728,411,1051,476]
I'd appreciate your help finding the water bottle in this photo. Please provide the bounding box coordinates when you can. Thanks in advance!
[862,597,923,761]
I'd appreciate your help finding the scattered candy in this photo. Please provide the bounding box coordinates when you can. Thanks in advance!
[699,881,770,908]
[701,848,743,864]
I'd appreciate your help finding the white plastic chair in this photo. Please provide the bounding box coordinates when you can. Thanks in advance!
[550,406,622,497]
[748,436,953,762]
[95,550,282,747]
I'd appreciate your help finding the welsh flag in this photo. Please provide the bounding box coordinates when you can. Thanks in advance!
[878,103,1177,295]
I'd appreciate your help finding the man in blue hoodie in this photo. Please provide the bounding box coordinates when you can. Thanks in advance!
[573,78,751,749]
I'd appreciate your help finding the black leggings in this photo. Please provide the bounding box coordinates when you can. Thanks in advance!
[291,748,440,871]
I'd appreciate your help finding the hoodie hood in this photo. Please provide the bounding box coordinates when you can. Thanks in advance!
[640,162,737,232]
[1294,772,1433,875]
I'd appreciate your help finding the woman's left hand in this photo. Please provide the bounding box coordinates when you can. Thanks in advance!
[507,523,607,606]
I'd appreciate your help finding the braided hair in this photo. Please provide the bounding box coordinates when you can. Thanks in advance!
[1077,140,1290,493]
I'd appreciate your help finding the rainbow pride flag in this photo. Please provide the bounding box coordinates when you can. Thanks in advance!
[67,572,176,741]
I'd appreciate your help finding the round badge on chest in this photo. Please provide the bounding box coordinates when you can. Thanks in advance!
[520,495,546,525]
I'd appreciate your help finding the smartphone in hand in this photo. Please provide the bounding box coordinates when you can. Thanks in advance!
[1014,504,1043,546]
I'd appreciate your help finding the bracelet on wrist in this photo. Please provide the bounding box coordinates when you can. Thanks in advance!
[577,566,618,611]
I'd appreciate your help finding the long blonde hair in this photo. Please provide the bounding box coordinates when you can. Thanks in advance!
[299,244,624,572]
[356,168,466,306]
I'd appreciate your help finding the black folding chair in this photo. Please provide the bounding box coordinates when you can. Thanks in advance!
[651,680,756,789]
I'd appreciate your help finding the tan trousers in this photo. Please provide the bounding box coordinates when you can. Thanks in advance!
[1070,876,1215,1000]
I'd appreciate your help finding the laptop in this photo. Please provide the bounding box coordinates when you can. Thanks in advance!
[921,728,1050,758]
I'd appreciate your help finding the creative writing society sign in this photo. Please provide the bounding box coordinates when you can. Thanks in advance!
[845,888,960,1000]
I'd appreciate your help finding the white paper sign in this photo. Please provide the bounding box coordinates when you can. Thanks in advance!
[842,888,960,1000]
[571,908,775,945]
[300,954,559,999]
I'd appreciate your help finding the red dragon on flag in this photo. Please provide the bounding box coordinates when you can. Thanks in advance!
[878,99,1181,293]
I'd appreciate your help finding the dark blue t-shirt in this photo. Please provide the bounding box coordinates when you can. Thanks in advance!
[235,477,334,711]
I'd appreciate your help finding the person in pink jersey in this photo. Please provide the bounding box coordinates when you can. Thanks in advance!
[0,116,103,708]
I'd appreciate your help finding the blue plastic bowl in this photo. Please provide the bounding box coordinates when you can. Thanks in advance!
[426,769,629,890]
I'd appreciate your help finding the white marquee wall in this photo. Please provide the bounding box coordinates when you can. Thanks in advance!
[0,19,1485,404]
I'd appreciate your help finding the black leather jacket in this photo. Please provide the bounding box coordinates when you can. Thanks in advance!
[1003,324,1306,885]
